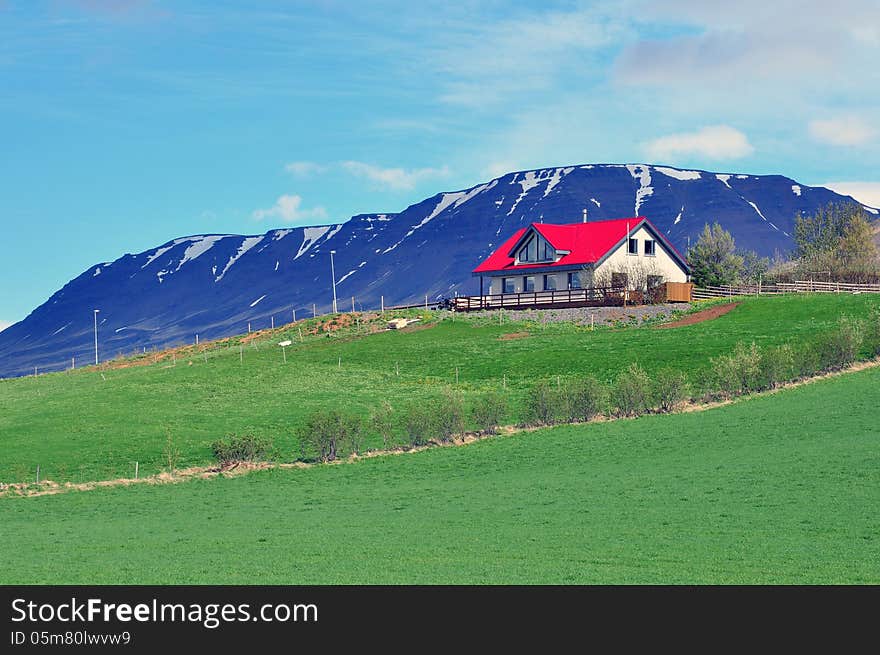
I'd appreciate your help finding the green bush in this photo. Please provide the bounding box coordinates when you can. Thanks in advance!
[402,395,463,447]
[818,316,864,370]
[523,380,562,426]
[708,341,762,397]
[561,376,606,423]
[371,400,396,449]
[472,391,508,435]
[759,344,797,389]
[300,410,362,462]
[612,363,652,417]
[211,433,272,466]
[654,368,689,413]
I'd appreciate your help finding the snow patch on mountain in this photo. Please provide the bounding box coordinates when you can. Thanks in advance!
[674,206,684,225]
[747,200,769,223]
[654,166,701,181]
[864,205,879,215]
[716,174,732,189]
[93,267,102,277]
[337,269,357,284]
[142,245,175,269]
[216,236,263,282]
[175,235,227,272]
[543,167,575,197]
[51,323,70,336]
[384,183,497,254]
[272,229,293,241]
[249,295,266,308]
[626,165,653,214]
[792,185,802,196]
[590,198,601,207]
[295,226,331,260]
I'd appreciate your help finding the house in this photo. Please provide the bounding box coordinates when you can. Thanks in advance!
[472,216,689,296]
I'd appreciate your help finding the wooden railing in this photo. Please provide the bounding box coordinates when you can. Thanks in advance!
[452,287,631,312]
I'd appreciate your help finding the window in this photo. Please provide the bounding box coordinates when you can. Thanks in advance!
[502,278,515,294]
[517,233,554,263]
[524,276,535,292]
[628,238,638,255]
[644,239,656,256]
[543,274,557,291]
[567,272,582,289]
[611,272,628,289]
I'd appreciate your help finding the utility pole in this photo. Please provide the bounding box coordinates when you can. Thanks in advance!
[330,250,338,314]
[93,309,100,365]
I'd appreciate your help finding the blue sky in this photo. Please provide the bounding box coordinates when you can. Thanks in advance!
[1,0,879,327]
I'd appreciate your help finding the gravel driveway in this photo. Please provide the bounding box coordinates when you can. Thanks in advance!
[462,303,692,327]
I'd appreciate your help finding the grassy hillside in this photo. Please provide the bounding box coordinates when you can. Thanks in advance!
[0,294,877,484]
[1,364,877,584]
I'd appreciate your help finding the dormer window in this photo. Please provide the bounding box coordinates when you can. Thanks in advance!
[516,232,555,264]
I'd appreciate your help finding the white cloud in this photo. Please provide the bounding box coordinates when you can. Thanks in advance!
[341,161,450,191]
[809,117,876,146]
[251,194,327,223]
[0,320,12,333]
[433,8,626,108]
[482,161,521,179]
[284,161,327,176]
[822,182,880,208]
[643,125,754,161]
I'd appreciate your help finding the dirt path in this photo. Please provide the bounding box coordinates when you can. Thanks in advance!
[5,355,878,499]
[657,301,740,328]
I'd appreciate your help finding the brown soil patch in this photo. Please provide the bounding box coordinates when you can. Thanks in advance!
[499,331,530,341]
[397,321,437,333]
[657,302,740,328]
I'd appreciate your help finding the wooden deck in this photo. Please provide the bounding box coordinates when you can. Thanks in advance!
[452,287,637,312]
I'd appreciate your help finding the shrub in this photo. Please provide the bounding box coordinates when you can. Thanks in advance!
[371,400,396,449]
[435,390,466,443]
[472,390,508,435]
[211,433,272,466]
[403,405,433,448]
[612,363,652,417]
[523,380,562,426]
[759,344,796,389]
[708,342,762,397]
[561,376,606,423]
[300,410,362,462]
[818,316,864,370]
[654,368,689,412]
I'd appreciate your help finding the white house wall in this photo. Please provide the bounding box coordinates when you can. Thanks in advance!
[594,225,687,289]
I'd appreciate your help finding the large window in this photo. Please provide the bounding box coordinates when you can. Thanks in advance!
[518,234,555,263]
[567,272,581,289]
[524,276,535,292]
[644,239,656,256]
[628,238,638,255]
[543,274,557,291]
[502,277,515,294]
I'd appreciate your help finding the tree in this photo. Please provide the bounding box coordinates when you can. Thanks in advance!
[794,202,879,281]
[738,249,770,284]
[688,223,743,287]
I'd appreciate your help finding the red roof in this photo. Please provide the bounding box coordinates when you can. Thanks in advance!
[473,217,686,274]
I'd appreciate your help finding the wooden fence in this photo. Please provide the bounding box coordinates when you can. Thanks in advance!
[692,280,880,299]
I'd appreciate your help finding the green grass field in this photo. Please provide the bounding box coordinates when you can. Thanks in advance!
[1,294,877,484]
[1,363,877,584]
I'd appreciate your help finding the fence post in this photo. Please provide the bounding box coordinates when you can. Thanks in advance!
[425,295,428,310]
[381,295,385,313]
[313,304,317,318]
[293,309,296,322]
[36,464,40,484]
[352,297,355,313]
[135,461,139,480]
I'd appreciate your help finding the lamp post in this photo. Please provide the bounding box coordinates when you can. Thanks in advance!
[329,250,338,314]
[93,309,100,365]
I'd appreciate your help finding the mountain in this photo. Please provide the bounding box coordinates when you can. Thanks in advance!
[1,163,876,378]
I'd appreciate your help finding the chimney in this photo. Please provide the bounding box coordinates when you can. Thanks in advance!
[582,208,588,223]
